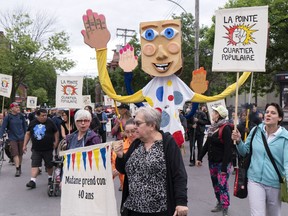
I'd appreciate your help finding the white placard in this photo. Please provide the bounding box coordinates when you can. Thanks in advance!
[0,74,12,98]
[212,6,268,72]
[82,95,91,107]
[103,95,113,106]
[60,143,117,216]
[26,96,37,109]
[104,95,120,107]
[56,76,83,109]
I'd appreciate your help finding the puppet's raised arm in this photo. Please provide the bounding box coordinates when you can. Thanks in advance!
[81,9,144,103]
[82,9,251,104]
[96,49,145,103]
[119,44,144,107]
[192,72,251,103]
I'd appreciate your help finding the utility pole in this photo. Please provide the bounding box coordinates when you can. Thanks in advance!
[116,28,136,45]
[194,0,199,70]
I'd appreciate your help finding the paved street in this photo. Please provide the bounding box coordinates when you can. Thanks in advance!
[1,137,288,216]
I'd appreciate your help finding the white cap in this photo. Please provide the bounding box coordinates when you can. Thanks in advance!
[212,105,228,118]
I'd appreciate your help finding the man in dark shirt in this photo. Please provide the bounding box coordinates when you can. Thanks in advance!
[28,108,37,123]
[23,109,59,189]
[0,102,27,177]
[249,103,261,125]
[51,108,63,141]
[95,104,108,143]
[187,104,210,166]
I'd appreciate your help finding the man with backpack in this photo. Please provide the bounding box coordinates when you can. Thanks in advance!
[0,102,27,177]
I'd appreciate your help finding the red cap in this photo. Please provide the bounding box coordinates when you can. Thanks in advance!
[10,102,19,109]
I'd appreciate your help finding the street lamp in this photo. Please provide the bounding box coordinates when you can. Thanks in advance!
[165,0,199,70]
[166,0,188,14]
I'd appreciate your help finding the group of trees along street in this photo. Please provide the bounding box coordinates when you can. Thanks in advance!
[0,0,287,106]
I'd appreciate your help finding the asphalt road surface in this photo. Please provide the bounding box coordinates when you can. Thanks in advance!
[1,137,288,216]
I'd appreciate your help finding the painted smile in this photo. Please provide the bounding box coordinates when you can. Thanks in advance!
[153,62,171,72]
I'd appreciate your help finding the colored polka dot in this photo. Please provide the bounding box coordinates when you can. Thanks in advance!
[174,111,177,119]
[155,107,162,113]
[173,91,183,105]
[160,110,170,128]
[167,80,172,86]
[168,95,174,101]
[156,86,164,102]
[145,96,154,107]
[172,130,184,147]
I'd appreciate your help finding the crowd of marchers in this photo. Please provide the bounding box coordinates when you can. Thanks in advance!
[1,101,288,216]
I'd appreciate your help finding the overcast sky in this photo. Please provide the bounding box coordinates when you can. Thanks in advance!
[0,0,228,77]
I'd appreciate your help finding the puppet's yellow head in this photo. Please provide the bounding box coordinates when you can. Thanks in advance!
[140,19,182,77]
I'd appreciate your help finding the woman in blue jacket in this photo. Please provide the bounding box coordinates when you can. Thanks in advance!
[232,103,288,216]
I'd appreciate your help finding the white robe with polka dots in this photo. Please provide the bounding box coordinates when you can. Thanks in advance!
[142,74,195,146]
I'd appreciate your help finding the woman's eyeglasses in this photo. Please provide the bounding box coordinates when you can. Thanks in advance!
[76,119,90,123]
[134,121,146,127]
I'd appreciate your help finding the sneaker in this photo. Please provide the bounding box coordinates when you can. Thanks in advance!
[38,167,42,174]
[26,180,36,188]
[189,162,195,167]
[211,203,222,212]
[15,169,20,177]
[222,208,229,216]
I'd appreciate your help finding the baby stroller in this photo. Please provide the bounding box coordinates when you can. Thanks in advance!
[47,139,66,197]
[0,138,6,172]
[47,155,63,197]
[0,135,11,172]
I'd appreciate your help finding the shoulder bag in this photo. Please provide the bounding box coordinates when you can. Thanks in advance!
[233,127,257,199]
[261,131,288,203]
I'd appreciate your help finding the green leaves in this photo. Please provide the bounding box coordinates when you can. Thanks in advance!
[0,9,75,106]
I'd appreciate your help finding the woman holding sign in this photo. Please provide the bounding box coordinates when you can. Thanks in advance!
[114,106,188,216]
[232,103,288,216]
[66,110,101,150]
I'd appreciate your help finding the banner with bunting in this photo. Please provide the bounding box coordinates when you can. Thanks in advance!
[60,142,117,216]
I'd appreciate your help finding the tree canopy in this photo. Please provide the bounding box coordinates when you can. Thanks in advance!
[0,8,75,106]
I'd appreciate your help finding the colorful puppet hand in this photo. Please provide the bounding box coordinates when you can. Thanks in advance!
[119,44,138,72]
[81,9,111,49]
[190,67,209,94]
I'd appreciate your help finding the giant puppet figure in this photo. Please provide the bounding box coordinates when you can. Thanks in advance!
[81,9,251,145]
